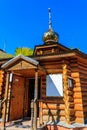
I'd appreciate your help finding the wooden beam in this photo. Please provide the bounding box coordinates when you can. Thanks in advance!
[33,69,38,130]
[34,70,38,99]
[63,64,71,124]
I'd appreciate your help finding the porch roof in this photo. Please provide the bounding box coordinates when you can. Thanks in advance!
[1,54,39,69]
[1,55,46,77]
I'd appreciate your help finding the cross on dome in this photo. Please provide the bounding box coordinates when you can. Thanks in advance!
[42,8,59,43]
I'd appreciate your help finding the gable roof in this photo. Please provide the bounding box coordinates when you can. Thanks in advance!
[1,54,39,69]
[0,49,13,59]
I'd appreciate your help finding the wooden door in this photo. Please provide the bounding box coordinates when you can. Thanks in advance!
[9,75,25,121]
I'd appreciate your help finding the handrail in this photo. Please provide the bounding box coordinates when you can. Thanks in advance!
[0,98,7,104]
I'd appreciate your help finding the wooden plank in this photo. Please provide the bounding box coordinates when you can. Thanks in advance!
[41,89,46,93]
[43,64,62,69]
[39,101,43,125]
[59,116,66,121]
[79,73,87,78]
[79,75,87,79]
[71,72,80,78]
[46,69,62,74]
[74,78,80,83]
[0,70,5,118]
[78,65,87,71]
[73,87,81,92]
[75,117,84,124]
[74,99,82,104]
[42,109,74,117]
[64,96,74,102]
[82,97,87,101]
[74,104,83,111]
[65,91,73,96]
[41,61,63,66]
[75,83,81,87]
[78,62,87,68]
[63,64,70,124]
[42,103,65,110]
[42,115,49,122]
[73,93,82,98]
[8,60,37,71]
[82,92,87,96]
[59,110,65,116]
[42,109,58,116]
[43,99,64,104]
[0,70,4,75]
[75,111,84,117]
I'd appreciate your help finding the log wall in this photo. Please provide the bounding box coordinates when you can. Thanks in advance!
[1,56,87,125]
[63,61,75,124]
[78,60,87,123]
[71,59,85,124]
[39,59,75,125]
[0,70,6,119]
[39,98,65,125]
[40,58,87,124]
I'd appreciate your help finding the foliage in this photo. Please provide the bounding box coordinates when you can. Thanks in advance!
[15,47,33,56]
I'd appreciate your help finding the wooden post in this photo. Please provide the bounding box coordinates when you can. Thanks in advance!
[31,100,34,130]
[39,101,43,126]
[63,64,70,124]
[33,69,38,130]
[34,70,38,99]
[2,72,10,129]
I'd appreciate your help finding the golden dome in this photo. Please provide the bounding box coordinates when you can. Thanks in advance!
[42,29,59,43]
[42,8,59,43]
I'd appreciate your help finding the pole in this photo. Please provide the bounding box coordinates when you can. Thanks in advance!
[31,100,34,130]
[33,70,38,130]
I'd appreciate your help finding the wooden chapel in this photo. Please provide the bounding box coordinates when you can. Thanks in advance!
[0,8,87,129]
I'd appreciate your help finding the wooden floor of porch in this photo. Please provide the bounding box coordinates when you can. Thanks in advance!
[0,118,31,130]
[0,119,87,130]
[0,117,46,130]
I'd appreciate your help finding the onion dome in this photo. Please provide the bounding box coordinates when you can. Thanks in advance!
[43,29,59,43]
[42,8,59,43]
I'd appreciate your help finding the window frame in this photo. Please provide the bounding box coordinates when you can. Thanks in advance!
[46,73,63,97]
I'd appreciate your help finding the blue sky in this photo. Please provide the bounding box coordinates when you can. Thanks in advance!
[0,0,87,54]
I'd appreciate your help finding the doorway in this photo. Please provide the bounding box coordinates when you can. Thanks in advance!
[23,78,41,118]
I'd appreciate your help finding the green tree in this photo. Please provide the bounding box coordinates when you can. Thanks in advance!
[15,47,33,56]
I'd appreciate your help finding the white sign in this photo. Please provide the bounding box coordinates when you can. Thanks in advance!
[9,73,13,82]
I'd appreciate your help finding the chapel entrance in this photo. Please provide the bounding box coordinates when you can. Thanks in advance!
[1,55,43,123]
[26,78,40,117]
[9,75,41,121]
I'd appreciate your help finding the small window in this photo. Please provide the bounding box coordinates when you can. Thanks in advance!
[46,74,63,96]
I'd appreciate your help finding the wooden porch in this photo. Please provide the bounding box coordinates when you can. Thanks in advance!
[0,55,46,130]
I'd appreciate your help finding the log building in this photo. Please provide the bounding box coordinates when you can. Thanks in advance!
[0,8,87,129]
